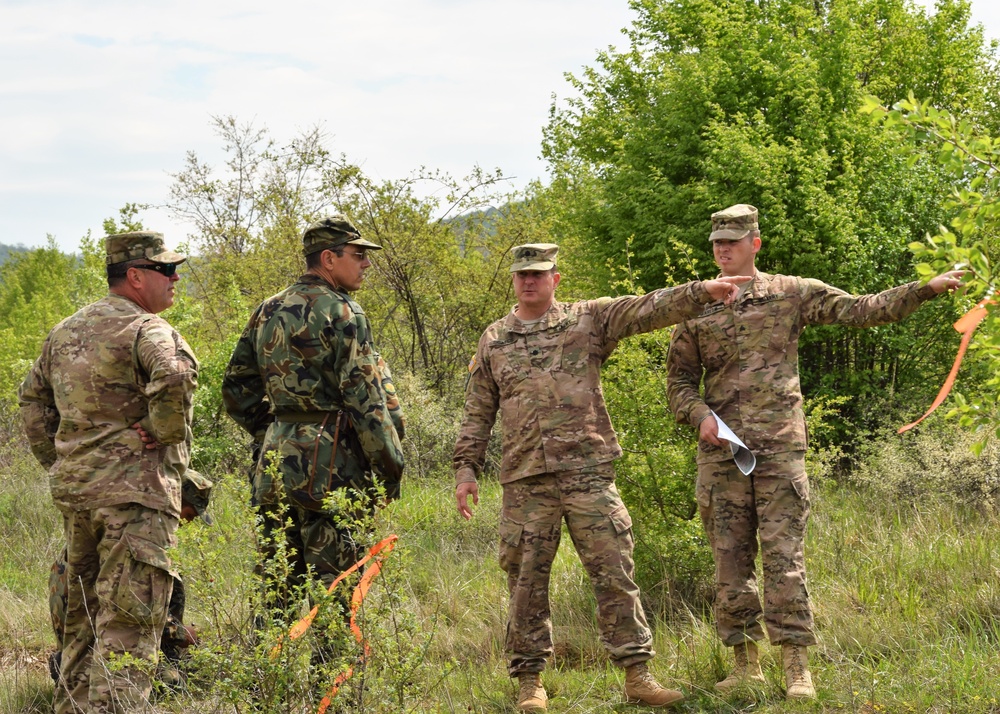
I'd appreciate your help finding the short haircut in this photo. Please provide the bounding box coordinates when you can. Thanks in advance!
[106,259,144,287]
[305,244,345,269]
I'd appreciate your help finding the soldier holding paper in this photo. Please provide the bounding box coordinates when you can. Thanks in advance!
[667,204,964,699]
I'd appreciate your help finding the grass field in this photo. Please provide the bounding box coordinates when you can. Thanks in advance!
[3,436,1000,713]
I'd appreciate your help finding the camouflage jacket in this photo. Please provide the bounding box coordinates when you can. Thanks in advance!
[667,272,937,463]
[453,281,713,485]
[222,274,404,508]
[18,294,198,517]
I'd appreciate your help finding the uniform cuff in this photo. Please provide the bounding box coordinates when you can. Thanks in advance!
[691,405,714,427]
[455,468,477,486]
[690,281,712,304]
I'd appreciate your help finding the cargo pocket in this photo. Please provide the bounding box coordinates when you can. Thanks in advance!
[114,532,174,628]
[498,517,524,574]
[607,503,635,564]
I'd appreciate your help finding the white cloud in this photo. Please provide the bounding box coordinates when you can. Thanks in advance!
[1,0,996,251]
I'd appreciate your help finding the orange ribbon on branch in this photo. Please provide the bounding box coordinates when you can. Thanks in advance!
[268,534,399,713]
[898,299,994,434]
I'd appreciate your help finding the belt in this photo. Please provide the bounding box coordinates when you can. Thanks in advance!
[274,411,341,424]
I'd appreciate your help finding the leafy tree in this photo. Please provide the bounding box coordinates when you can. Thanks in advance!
[542,0,1000,442]
[867,95,1000,443]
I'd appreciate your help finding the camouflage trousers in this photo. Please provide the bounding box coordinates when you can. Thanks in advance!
[500,463,654,675]
[697,451,817,647]
[57,504,177,714]
[50,551,189,680]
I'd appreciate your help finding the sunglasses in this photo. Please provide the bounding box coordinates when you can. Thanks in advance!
[132,263,178,277]
[343,249,369,261]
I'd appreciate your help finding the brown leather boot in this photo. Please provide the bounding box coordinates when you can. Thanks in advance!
[781,644,816,700]
[623,662,684,707]
[715,641,766,692]
[517,672,548,712]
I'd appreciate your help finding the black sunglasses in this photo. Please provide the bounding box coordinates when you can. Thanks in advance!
[132,263,178,277]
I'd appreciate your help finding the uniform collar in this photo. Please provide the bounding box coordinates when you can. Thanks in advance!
[504,301,567,334]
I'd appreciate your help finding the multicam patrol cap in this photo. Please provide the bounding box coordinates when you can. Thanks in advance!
[510,243,559,272]
[302,214,382,255]
[181,468,214,525]
[105,232,187,265]
[709,204,759,242]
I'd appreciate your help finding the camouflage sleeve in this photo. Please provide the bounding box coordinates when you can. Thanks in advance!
[135,319,199,446]
[800,278,936,327]
[17,336,60,469]
[596,281,712,343]
[332,309,404,495]
[375,352,405,441]
[453,332,500,485]
[222,309,272,440]
[666,320,713,428]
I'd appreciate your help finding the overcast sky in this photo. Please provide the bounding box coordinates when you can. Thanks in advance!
[2,0,998,252]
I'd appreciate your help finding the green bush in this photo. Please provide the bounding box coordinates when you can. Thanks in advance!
[602,329,715,614]
[850,425,1000,508]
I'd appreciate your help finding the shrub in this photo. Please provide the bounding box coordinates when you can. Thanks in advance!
[850,425,1000,509]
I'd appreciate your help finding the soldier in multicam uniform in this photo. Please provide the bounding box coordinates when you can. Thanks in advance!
[19,232,198,714]
[453,243,749,712]
[222,215,404,639]
[666,204,964,699]
[47,469,212,688]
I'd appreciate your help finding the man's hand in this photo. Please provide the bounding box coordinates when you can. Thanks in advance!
[131,422,159,450]
[699,414,724,447]
[455,481,479,520]
[703,275,753,305]
[928,270,966,294]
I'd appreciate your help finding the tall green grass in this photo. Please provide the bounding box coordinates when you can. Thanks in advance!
[4,439,1000,712]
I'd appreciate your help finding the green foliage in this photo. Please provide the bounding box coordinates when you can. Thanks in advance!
[866,94,1000,439]
[542,0,1000,441]
[165,117,528,412]
[0,237,105,416]
[851,424,1000,509]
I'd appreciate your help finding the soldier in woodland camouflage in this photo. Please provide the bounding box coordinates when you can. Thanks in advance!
[453,243,749,711]
[19,231,198,714]
[666,204,964,699]
[222,215,404,625]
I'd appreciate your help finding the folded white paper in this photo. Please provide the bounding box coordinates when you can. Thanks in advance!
[711,410,757,475]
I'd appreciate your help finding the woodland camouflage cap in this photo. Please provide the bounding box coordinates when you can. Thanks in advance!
[105,232,187,265]
[302,215,382,255]
[510,243,559,272]
[709,204,759,242]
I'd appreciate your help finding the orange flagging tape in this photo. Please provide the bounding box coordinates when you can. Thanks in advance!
[315,535,398,714]
[898,299,994,434]
[266,534,399,712]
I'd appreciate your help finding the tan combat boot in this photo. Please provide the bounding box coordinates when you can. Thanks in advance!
[623,662,684,707]
[781,644,816,700]
[517,672,548,712]
[715,641,766,692]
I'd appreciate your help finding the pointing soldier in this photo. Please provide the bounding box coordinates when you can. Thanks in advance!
[222,215,404,644]
[19,231,198,713]
[453,243,749,711]
[666,204,964,699]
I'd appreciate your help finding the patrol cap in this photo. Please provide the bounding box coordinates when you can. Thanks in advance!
[709,204,759,242]
[105,231,186,265]
[302,214,382,256]
[510,243,559,272]
[181,468,214,525]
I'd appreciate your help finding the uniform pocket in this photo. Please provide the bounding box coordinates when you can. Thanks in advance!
[114,532,174,628]
[607,504,633,536]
